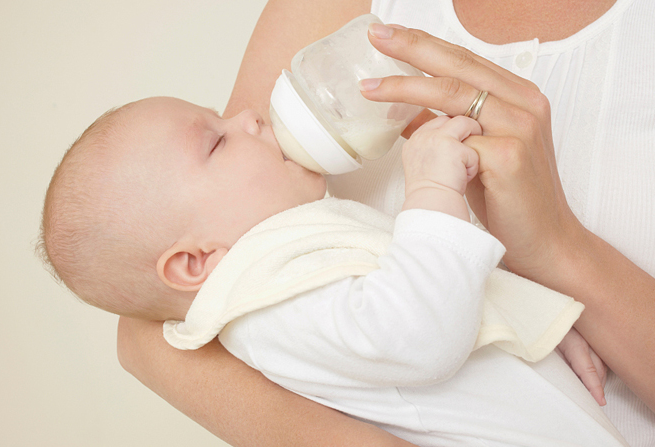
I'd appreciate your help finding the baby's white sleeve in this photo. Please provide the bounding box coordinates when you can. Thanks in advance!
[220,209,504,388]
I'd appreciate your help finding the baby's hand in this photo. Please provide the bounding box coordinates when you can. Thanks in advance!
[556,328,607,406]
[401,116,481,219]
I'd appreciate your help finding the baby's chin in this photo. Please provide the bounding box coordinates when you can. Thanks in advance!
[285,158,328,200]
[284,156,320,176]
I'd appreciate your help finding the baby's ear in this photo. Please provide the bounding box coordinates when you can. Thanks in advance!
[156,242,228,291]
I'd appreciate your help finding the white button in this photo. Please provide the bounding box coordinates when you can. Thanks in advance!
[515,51,533,69]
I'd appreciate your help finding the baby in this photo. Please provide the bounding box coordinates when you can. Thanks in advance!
[39,97,623,446]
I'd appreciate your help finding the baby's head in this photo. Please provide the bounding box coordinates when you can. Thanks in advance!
[39,97,326,321]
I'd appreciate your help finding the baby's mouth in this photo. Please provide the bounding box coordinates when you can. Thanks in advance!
[265,124,288,162]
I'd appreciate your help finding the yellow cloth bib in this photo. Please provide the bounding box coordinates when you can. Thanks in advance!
[165,199,583,362]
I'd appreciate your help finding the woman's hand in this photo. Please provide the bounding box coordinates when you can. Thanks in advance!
[556,328,607,406]
[359,24,655,412]
[361,23,582,283]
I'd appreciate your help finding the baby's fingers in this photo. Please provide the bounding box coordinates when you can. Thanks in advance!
[401,108,437,139]
[445,115,482,140]
[415,115,482,141]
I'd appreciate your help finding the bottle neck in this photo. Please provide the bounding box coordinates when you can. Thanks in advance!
[286,74,358,159]
[269,70,363,175]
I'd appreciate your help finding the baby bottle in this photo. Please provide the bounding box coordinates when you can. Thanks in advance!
[270,14,424,175]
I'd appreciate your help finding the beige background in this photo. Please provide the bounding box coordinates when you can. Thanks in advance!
[1,1,268,445]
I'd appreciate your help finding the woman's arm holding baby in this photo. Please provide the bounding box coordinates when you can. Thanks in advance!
[223,0,371,121]
[117,317,418,447]
[116,2,418,445]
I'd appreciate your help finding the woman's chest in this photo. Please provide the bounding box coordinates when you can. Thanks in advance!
[451,0,617,44]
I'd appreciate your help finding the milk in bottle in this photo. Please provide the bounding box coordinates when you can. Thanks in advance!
[270,14,424,175]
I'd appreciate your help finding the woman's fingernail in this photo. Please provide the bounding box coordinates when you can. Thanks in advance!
[358,78,382,91]
[368,23,394,39]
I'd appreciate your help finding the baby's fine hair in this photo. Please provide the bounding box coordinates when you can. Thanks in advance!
[37,103,172,318]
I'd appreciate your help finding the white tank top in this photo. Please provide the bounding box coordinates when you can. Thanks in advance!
[327,0,655,444]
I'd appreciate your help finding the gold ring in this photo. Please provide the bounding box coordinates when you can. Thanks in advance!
[464,90,488,121]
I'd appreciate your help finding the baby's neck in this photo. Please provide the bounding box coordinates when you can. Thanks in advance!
[137,287,194,322]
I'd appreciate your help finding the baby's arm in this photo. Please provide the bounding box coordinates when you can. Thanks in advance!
[221,215,504,389]
[402,116,612,403]
[221,206,504,389]
[219,116,499,388]
[401,115,481,220]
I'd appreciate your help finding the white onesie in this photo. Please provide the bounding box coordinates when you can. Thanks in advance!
[216,205,626,446]
[166,199,626,446]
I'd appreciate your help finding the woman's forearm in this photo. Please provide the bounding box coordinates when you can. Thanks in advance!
[117,317,418,447]
[551,227,655,412]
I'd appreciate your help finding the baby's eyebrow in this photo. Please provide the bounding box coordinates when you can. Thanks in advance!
[184,116,210,154]
[187,116,206,134]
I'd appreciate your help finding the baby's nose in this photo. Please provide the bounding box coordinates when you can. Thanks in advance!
[239,109,263,135]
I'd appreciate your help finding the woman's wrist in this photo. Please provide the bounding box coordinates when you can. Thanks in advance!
[531,224,602,300]
[508,213,655,408]
[496,203,585,287]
